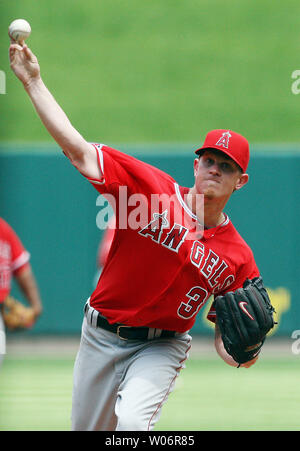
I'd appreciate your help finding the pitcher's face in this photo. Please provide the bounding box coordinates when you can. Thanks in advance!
[193,150,248,200]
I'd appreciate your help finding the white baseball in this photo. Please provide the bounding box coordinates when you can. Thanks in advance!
[8,19,31,43]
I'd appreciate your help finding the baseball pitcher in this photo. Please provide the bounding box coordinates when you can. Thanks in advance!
[9,40,275,431]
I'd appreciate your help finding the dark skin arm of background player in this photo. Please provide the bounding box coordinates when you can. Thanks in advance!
[15,265,43,321]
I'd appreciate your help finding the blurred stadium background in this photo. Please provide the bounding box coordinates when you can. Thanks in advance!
[0,0,300,431]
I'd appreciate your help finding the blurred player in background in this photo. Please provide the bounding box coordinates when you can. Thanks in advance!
[0,217,42,367]
[9,40,262,431]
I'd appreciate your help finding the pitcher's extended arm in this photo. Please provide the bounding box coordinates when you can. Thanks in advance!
[9,41,100,180]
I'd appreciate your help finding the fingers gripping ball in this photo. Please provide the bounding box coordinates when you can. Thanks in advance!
[3,296,35,330]
[8,19,31,43]
[214,276,276,365]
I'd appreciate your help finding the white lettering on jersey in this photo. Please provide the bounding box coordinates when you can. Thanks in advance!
[138,210,169,243]
[0,241,11,259]
[161,224,188,253]
[190,241,205,268]
[201,249,219,279]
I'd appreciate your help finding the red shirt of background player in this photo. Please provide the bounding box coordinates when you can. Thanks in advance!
[0,218,30,303]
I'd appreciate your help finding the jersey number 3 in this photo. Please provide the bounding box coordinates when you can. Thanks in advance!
[177,286,209,319]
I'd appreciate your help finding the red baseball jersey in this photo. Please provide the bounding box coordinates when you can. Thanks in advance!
[97,216,116,268]
[80,144,259,333]
[0,218,30,303]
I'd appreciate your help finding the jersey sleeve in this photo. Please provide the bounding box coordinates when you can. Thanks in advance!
[85,144,175,197]
[206,251,260,324]
[6,224,30,275]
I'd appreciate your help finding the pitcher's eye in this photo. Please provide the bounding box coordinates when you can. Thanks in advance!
[203,158,214,166]
[220,162,234,172]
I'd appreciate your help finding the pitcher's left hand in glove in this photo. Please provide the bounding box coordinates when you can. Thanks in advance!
[2,295,36,330]
[214,276,276,366]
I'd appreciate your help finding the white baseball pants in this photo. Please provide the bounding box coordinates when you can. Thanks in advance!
[71,310,191,431]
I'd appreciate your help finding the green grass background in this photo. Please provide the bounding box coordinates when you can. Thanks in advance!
[0,352,299,431]
[1,0,300,148]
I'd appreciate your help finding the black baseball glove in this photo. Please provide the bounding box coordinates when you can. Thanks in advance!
[214,276,276,366]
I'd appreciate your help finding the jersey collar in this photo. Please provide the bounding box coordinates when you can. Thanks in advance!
[174,183,230,238]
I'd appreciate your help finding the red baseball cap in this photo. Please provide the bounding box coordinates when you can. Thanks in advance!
[195,129,249,173]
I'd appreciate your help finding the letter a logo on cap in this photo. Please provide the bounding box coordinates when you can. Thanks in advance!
[215,131,232,149]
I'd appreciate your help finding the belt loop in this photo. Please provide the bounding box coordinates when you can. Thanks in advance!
[154,328,162,338]
[84,298,91,314]
[85,300,99,328]
[147,328,155,340]
[91,310,99,328]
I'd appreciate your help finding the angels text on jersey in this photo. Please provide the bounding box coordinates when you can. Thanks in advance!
[138,210,235,298]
